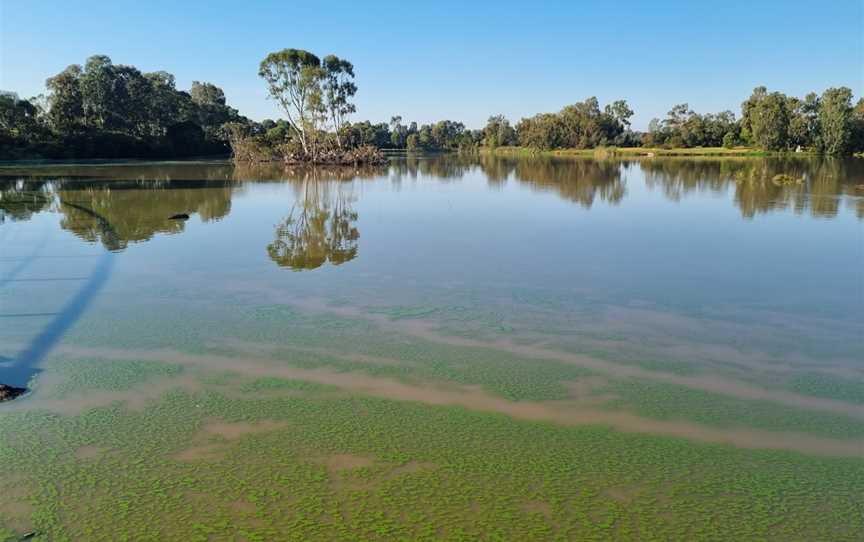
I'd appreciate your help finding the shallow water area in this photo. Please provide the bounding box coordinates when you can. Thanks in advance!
[0,155,863,541]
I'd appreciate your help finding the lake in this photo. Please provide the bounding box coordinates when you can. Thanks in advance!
[1,155,862,541]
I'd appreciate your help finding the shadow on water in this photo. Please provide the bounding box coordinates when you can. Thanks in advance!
[0,200,116,390]
[0,230,50,288]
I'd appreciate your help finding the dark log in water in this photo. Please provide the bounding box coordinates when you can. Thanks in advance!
[169,213,190,220]
[0,384,27,402]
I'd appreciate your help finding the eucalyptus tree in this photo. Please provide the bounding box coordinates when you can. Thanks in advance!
[258,49,327,157]
[852,98,864,153]
[516,113,564,149]
[390,115,406,147]
[515,98,632,150]
[189,81,238,140]
[79,55,117,130]
[191,81,226,106]
[483,114,517,148]
[45,64,84,133]
[787,93,820,149]
[322,55,356,149]
[818,87,854,155]
[741,87,791,150]
[606,100,634,128]
[142,71,178,137]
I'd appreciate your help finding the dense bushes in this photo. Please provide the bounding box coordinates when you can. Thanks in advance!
[644,87,863,154]
[0,55,244,160]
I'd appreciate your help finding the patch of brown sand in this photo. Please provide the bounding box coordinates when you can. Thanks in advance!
[43,345,864,457]
[283,298,864,420]
[4,370,205,415]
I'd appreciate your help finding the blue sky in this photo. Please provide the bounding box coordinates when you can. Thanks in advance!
[1,0,861,130]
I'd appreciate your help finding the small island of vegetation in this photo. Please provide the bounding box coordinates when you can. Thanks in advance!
[226,49,387,165]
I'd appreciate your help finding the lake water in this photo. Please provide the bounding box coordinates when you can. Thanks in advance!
[1,155,862,540]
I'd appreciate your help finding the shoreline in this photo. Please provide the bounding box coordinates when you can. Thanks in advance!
[481,146,837,158]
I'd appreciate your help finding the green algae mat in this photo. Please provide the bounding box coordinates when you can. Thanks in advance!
[1,156,863,541]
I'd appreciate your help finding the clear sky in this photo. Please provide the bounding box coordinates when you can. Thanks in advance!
[1,0,861,130]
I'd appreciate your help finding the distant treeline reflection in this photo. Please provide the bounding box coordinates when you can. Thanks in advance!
[388,155,862,218]
[1,156,860,260]
[637,157,864,219]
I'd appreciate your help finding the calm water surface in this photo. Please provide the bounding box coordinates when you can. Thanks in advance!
[0,155,862,540]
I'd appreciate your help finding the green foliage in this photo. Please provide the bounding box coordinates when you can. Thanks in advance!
[0,94,49,149]
[483,114,517,148]
[818,87,854,155]
[740,86,821,152]
[750,91,790,150]
[322,55,356,149]
[641,86,861,154]
[852,98,864,153]
[644,104,738,149]
[258,48,327,157]
[340,118,470,152]
[787,92,820,148]
[8,54,864,158]
[516,97,635,150]
[5,54,243,159]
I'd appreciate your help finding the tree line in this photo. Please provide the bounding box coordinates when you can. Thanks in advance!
[249,116,476,154]
[642,87,864,154]
[2,51,863,159]
[1,55,245,159]
[239,82,864,157]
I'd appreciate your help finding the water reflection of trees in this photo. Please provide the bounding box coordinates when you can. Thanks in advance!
[0,178,54,223]
[509,157,625,207]
[386,154,476,182]
[0,168,238,250]
[641,157,864,219]
[57,180,236,250]
[265,167,369,271]
[386,154,628,208]
[2,156,860,258]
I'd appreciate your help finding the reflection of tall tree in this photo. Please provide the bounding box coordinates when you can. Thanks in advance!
[268,169,360,270]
